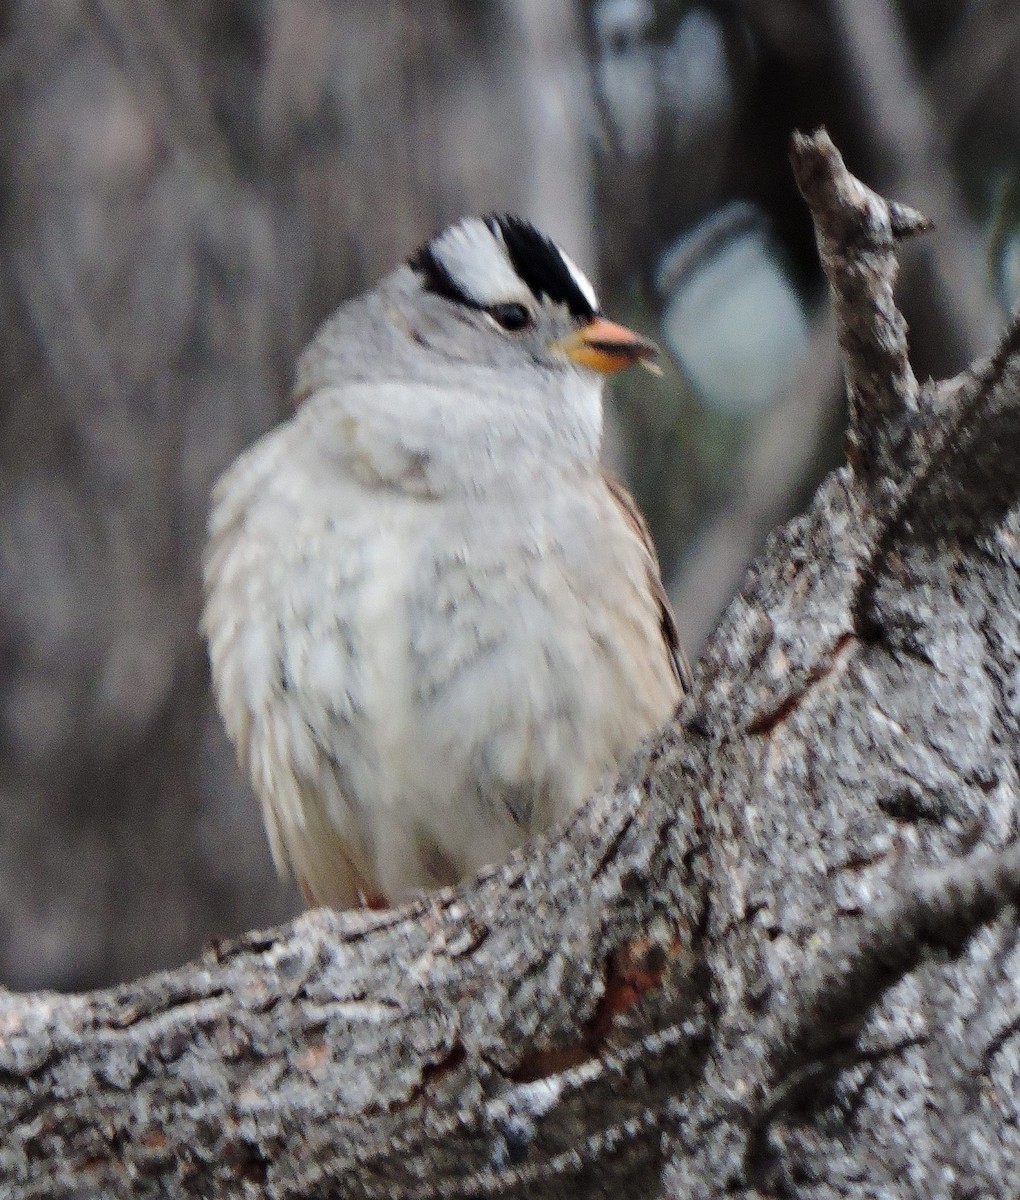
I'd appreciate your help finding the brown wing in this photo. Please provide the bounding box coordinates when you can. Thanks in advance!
[602,468,693,694]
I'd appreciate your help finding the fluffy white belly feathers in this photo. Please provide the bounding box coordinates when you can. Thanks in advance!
[202,215,687,908]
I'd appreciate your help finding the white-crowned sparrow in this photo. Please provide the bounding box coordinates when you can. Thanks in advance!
[203,214,689,909]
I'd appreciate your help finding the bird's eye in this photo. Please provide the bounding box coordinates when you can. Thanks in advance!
[487,302,533,332]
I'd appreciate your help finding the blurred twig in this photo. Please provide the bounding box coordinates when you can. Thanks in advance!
[86,0,234,169]
[828,0,1000,366]
[928,0,1020,146]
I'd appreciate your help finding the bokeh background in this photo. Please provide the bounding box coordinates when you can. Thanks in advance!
[1,0,1015,990]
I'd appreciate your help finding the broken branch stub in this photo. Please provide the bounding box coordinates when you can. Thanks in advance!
[790,128,931,494]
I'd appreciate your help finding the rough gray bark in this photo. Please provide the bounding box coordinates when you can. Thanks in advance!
[3,131,1020,1199]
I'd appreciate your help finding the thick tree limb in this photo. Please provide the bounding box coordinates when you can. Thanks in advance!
[3,130,1020,1198]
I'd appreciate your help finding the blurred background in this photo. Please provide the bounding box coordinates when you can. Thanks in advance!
[0,0,1014,991]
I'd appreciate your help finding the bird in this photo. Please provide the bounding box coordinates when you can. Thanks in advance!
[202,213,690,910]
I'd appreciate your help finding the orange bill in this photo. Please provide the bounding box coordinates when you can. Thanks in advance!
[553,317,659,375]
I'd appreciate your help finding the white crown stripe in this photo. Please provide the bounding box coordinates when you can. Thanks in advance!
[432,219,532,309]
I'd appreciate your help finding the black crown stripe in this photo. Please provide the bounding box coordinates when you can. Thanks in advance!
[486,213,596,320]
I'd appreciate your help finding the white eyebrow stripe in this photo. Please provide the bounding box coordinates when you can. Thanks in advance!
[556,247,600,314]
